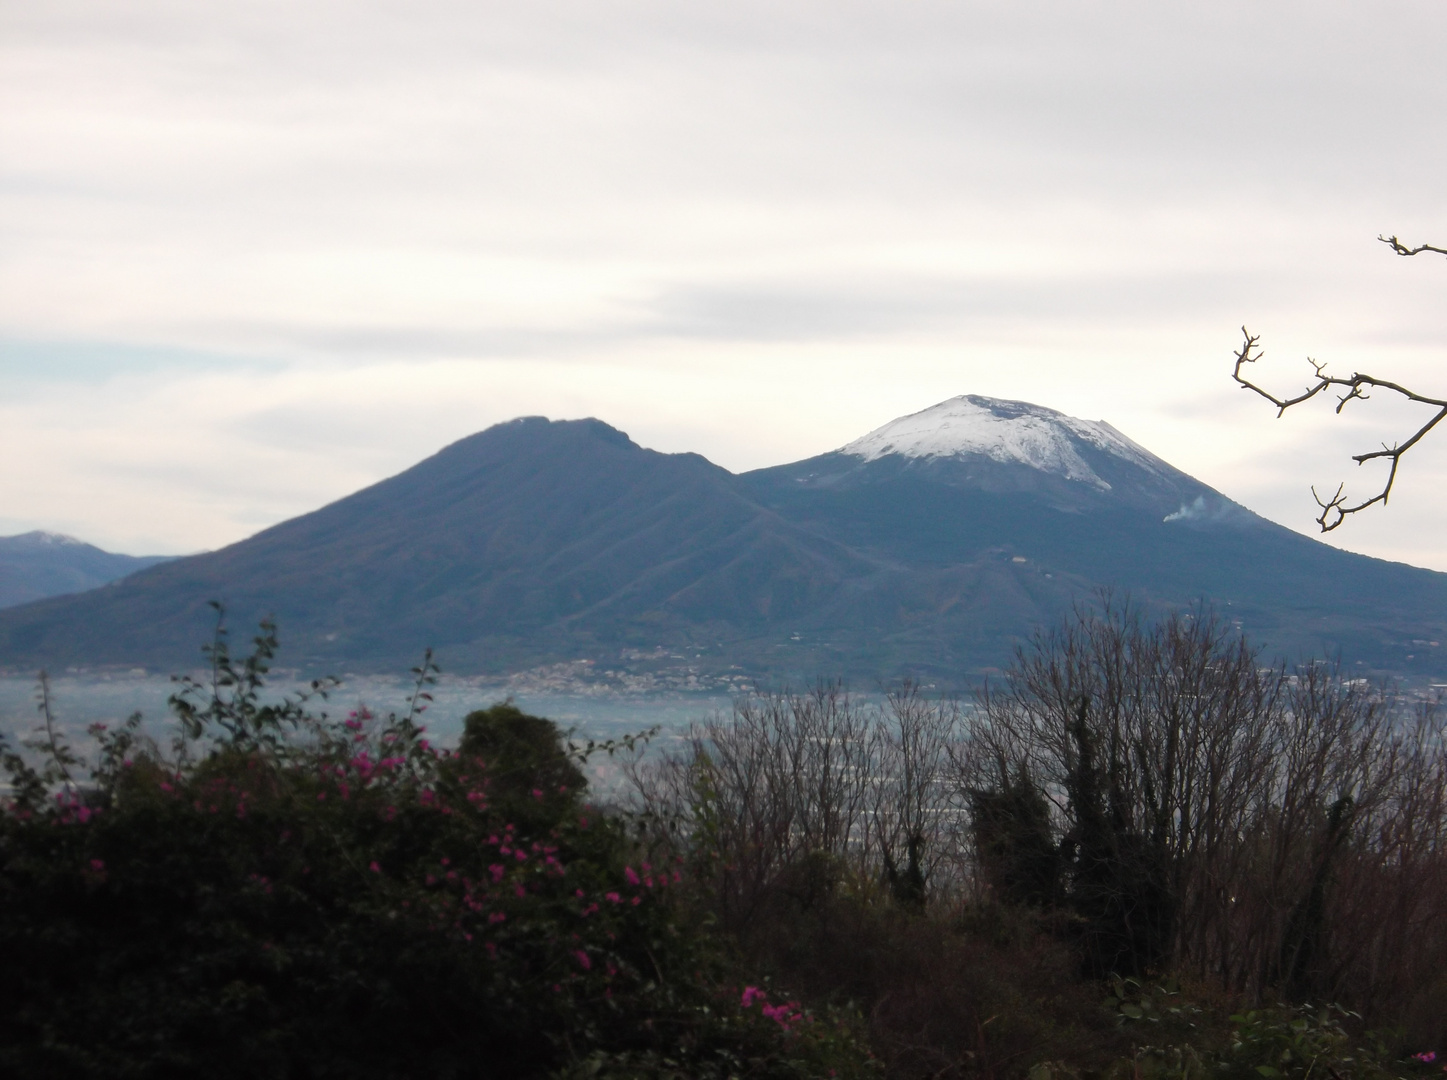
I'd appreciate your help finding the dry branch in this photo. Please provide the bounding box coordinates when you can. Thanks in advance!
[1231,331,1447,532]
[1380,234,1447,259]
[1230,234,1447,531]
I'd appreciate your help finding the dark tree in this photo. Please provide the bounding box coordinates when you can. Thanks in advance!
[970,762,1061,908]
[1232,235,1447,531]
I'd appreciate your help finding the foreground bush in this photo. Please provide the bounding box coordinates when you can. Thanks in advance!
[0,619,874,1079]
[1033,991,1431,1080]
[630,600,1447,1077]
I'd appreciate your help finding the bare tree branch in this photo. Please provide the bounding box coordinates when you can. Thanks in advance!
[1231,326,1447,532]
[1380,235,1447,259]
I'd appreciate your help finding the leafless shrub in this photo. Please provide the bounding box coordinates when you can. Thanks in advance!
[630,680,968,929]
[966,598,1447,1033]
[633,602,1447,1042]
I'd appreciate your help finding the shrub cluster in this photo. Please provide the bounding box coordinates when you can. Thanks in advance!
[0,618,875,1079]
[631,599,1447,1078]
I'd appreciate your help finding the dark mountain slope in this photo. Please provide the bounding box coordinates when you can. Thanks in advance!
[741,399,1447,672]
[0,418,874,671]
[0,532,171,610]
[1,398,1443,682]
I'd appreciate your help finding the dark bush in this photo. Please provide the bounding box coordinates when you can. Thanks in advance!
[0,618,875,1080]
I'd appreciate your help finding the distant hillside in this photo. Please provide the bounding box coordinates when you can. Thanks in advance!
[0,400,1443,682]
[0,532,172,610]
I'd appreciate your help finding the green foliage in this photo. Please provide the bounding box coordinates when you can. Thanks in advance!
[0,614,875,1079]
[457,701,586,831]
[1219,1004,1395,1080]
[1030,998,1421,1080]
[1100,976,1204,1030]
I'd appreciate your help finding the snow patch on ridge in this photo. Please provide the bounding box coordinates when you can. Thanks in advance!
[2,531,85,547]
[839,395,1166,489]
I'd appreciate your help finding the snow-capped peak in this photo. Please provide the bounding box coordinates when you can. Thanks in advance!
[838,395,1164,489]
[4,530,85,547]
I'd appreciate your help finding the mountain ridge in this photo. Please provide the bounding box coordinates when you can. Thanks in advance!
[1,399,1443,683]
[0,531,173,611]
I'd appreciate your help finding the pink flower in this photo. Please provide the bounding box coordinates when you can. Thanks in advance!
[369,861,381,873]
[605,892,621,903]
[762,1001,802,1029]
[1415,1054,1438,1064]
[574,949,592,970]
[89,858,105,871]
[741,986,766,1008]
[624,866,640,885]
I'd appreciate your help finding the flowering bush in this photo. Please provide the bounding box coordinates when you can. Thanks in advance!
[0,616,874,1079]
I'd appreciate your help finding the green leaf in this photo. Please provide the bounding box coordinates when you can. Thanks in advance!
[1121,1004,1145,1019]
[1256,1067,1280,1077]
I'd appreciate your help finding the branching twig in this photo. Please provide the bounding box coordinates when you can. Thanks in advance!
[36,669,76,790]
[1380,235,1447,259]
[1232,327,1447,532]
[404,648,439,726]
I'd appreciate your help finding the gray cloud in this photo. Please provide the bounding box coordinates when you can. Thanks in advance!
[2,0,1446,566]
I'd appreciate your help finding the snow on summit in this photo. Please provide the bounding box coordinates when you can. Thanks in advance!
[839,395,1164,489]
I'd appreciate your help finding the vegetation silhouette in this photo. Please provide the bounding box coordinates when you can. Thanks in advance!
[0,610,873,1079]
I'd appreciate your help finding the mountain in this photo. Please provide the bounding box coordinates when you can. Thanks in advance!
[0,419,872,674]
[741,396,1447,675]
[0,400,1443,682]
[0,532,172,610]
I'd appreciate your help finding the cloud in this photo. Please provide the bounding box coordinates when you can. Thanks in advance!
[2,0,1446,569]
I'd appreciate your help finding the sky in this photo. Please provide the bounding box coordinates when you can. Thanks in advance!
[3,0,1447,570]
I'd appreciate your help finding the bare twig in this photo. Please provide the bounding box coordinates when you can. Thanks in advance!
[1380,235,1447,259]
[1232,327,1447,531]
[34,669,79,791]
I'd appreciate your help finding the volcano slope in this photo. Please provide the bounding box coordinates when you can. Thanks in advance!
[1,398,1443,682]
[740,396,1447,678]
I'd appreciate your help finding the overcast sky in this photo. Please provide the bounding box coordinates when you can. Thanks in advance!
[3,0,1446,570]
